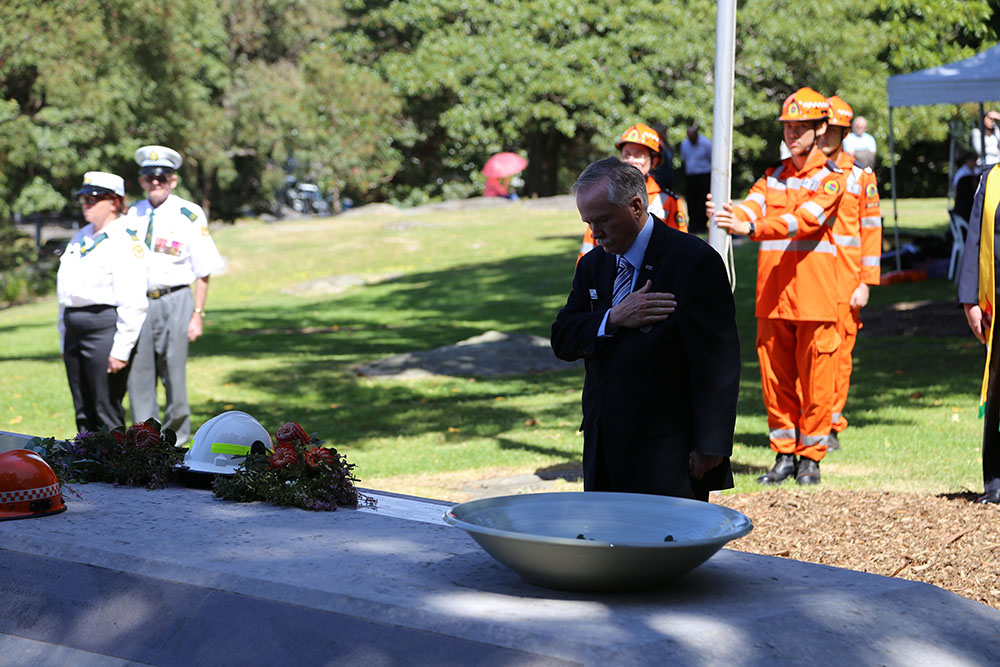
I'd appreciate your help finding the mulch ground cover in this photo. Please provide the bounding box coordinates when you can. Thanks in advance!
[714,300,1000,610]
[717,489,1000,610]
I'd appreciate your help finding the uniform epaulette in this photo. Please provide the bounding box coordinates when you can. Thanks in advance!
[125,228,140,242]
[179,206,199,222]
[825,159,843,174]
[661,188,680,199]
[863,165,874,174]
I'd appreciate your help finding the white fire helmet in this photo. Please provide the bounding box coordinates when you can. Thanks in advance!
[184,411,272,475]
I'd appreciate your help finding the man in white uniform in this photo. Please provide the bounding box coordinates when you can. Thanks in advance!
[126,145,224,444]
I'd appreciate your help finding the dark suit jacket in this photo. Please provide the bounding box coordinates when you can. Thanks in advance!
[958,168,999,304]
[551,218,741,499]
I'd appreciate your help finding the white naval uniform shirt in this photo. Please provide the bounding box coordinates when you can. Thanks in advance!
[127,193,224,290]
[57,218,149,360]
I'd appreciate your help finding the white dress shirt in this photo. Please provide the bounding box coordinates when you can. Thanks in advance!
[57,217,149,360]
[843,131,877,155]
[127,193,224,290]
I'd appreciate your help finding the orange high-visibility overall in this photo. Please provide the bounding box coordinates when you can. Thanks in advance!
[577,176,688,260]
[735,148,847,462]
[830,153,882,435]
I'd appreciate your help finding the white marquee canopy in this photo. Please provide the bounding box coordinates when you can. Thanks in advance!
[888,43,1000,108]
[884,44,1000,271]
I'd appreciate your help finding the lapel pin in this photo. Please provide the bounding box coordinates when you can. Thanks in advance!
[589,289,598,300]
[645,265,653,271]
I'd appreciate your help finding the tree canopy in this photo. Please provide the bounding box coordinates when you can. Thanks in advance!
[1,0,997,221]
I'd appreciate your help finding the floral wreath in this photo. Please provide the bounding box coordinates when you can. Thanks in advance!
[211,421,374,511]
[29,419,373,512]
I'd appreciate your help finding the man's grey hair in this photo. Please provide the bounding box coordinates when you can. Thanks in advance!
[572,157,648,210]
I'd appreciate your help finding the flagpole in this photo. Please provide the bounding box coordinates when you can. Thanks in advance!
[708,0,738,288]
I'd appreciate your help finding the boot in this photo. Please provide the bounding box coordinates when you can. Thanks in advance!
[757,453,797,485]
[796,457,821,485]
[826,432,841,451]
[975,489,1000,504]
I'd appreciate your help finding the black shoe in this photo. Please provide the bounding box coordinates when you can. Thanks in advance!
[757,454,797,485]
[975,489,1000,504]
[826,432,841,451]
[796,458,821,485]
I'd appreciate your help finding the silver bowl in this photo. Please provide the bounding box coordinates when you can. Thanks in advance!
[444,492,752,592]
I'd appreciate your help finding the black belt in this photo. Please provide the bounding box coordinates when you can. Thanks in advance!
[147,285,188,299]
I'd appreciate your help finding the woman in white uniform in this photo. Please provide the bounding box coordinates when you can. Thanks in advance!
[57,172,148,432]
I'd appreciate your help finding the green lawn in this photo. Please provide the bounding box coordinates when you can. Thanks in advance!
[1,197,985,498]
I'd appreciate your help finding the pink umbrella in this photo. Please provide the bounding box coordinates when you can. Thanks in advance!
[482,152,528,179]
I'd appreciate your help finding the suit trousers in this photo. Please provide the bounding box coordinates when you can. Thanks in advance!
[982,322,1000,494]
[591,421,711,502]
[63,305,130,432]
[757,318,838,462]
[832,302,862,435]
[128,286,193,444]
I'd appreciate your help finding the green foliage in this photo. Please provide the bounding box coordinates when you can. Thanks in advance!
[212,421,373,510]
[339,0,998,199]
[0,226,53,305]
[0,1,997,215]
[28,420,182,490]
[0,0,403,221]
[12,177,67,216]
[340,0,726,196]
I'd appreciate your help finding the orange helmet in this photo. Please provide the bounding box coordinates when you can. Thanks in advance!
[826,95,854,128]
[778,87,830,122]
[616,123,662,155]
[0,449,66,521]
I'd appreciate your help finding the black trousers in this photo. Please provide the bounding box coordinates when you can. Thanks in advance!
[685,172,711,234]
[590,422,711,502]
[63,305,131,432]
[983,323,1000,493]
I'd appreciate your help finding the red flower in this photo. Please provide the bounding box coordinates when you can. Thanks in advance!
[269,443,298,468]
[276,421,310,446]
[304,447,332,468]
[110,430,127,445]
[128,424,162,448]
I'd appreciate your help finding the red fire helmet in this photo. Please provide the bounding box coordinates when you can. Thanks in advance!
[0,449,66,521]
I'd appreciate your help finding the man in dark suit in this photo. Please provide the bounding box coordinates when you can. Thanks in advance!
[551,158,741,501]
[957,164,1000,504]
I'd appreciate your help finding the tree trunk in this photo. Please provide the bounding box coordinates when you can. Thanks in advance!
[196,161,214,220]
[524,131,564,197]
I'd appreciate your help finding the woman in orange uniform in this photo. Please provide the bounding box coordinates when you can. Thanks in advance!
[577,123,688,261]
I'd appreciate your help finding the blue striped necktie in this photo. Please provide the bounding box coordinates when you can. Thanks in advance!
[612,256,633,306]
